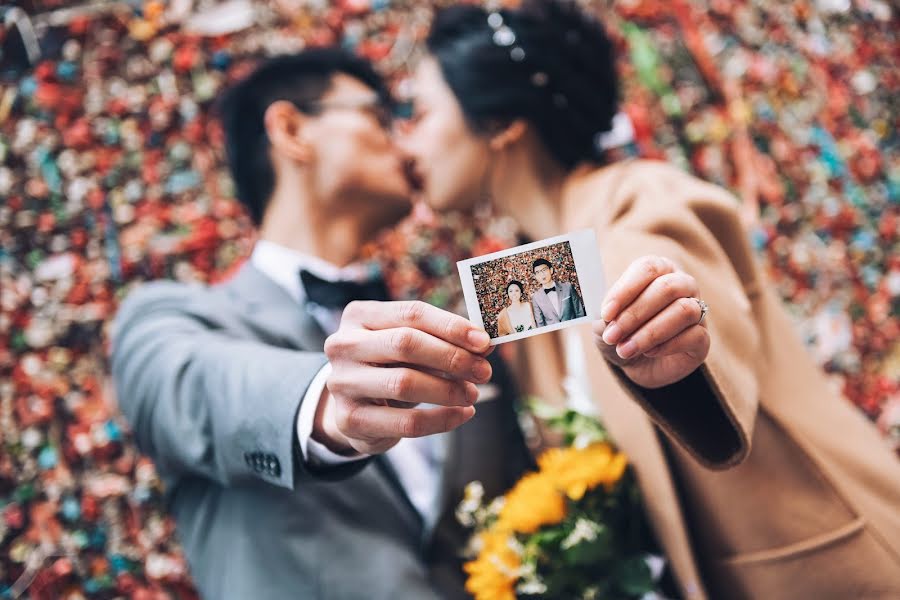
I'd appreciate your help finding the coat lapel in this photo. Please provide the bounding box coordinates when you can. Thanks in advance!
[576,329,704,598]
[555,162,707,598]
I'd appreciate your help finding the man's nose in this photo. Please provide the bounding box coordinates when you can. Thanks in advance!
[382,125,407,156]
[391,127,419,171]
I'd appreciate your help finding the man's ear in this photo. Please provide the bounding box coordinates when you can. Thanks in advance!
[488,119,528,152]
[264,100,312,163]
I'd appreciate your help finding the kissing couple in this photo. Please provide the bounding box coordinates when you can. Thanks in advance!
[112,1,900,598]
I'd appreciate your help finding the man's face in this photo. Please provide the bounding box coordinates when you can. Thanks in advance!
[534,264,553,286]
[300,74,411,225]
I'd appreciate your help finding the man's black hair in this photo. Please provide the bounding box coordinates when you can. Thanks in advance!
[532,258,552,272]
[216,48,391,225]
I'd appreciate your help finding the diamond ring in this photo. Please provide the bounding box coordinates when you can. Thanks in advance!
[692,297,709,325]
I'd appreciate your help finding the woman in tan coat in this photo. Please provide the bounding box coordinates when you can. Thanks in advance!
[496,280,537,337]
[398,1,900,598]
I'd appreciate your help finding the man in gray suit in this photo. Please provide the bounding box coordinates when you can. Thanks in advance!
[111,50,532,599]
[530,258,586,327]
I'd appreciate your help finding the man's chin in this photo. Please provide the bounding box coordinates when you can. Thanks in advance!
[366,195,413,228]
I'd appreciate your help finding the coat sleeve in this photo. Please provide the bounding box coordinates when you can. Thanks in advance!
[594,162,765,469]
[110,281,370,493]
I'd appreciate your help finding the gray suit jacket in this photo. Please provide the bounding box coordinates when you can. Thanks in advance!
[111,263,531,600]
[531,281,586,327]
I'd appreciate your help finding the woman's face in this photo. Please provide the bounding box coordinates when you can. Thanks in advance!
[397,57,491,213]
[507,284,522,304]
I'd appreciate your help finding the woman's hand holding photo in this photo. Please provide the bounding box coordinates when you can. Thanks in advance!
[592,255,710,389]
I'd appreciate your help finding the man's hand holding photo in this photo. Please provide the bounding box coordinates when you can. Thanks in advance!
[317,300,492,456]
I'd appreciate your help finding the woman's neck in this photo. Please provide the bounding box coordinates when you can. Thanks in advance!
[489,138,568,241]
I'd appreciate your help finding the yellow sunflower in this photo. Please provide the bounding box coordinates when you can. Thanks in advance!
[464,528,520,600]
[538,443,629,501]
[496,471,567,534]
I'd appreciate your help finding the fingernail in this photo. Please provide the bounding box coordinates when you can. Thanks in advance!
[465,383,479,405]
[617,339,637,360]
[602,321,622,345]
[468,329,490,349]
[601,301,617,321]
[472,360,492,382]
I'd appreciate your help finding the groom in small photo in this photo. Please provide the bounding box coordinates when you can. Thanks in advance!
[530,257,586,326]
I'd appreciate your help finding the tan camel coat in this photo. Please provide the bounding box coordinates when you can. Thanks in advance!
[513,159,900,599]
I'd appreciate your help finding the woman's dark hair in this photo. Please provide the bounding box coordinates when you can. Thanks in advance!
[216,49,391,225]
[426,0,618,170]
[506,280,527,297]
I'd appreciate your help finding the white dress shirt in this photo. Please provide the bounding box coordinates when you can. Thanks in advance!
[250,240,446,527]
[544,284,561,315]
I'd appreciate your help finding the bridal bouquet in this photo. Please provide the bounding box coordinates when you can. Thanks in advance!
[457,403,665,600]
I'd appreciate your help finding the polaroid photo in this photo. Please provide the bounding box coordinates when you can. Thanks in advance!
[457,230,605,345]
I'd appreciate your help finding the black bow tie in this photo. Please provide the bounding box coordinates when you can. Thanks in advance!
[300,269,389,309]
[544,286,557,294]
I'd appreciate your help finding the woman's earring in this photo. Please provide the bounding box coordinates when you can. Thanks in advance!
[474,189,492,222]
[475,154,496,220]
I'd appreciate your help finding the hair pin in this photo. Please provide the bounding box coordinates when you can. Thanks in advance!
[486,12,568,106]
[487,12,516,47]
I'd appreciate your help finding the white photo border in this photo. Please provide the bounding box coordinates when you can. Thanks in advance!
[457,229,605,345]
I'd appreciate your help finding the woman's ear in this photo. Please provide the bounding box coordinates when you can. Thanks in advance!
[488,119,528,152]
[264,100,312,163]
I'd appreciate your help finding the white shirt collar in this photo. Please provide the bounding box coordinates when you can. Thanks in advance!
[250,239,369,304]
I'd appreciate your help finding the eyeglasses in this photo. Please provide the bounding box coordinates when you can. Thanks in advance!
[534,266,551,275]
[300,97,394,130]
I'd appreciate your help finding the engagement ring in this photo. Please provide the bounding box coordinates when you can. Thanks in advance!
[692,297,709,325]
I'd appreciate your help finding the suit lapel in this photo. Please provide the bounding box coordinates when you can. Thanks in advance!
[429,353,535,537]
[220,262,328,351]
[423,353,534,600]
[557,283,571,320]
[536,288,561,321]
[373,455,426,536]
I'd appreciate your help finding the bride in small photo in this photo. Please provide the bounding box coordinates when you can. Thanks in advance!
[496,280,537,336]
